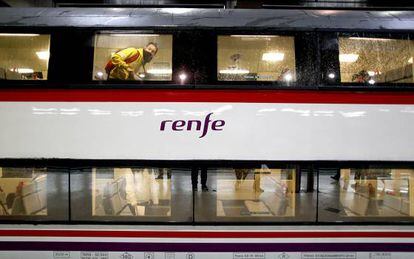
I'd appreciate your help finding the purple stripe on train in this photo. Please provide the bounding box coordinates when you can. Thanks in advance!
[0,242,413,252]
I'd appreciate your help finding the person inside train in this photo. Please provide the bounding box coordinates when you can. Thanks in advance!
[192,167,208,192]
[105,42,158,80]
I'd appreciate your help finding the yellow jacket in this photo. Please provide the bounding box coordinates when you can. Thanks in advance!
[107,47,144,80]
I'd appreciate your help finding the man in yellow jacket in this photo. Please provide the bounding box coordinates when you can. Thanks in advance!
[105,42,158,80]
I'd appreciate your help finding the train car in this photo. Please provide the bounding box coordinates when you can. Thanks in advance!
[0,7,413,259]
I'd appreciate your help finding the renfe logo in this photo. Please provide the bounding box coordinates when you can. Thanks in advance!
[160,112,225,138]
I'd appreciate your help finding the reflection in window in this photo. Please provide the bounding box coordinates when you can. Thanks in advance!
[217,35,296,82]
[0,34,50,80]
[319,168,414,221]
[195,166,316,222]
[93,34,172,81]
[339,37,414,84]
[0,167,47,216]
[93,168,172,217]
[217,168,295,217]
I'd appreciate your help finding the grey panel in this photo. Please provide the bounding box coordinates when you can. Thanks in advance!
[0,8,413,31]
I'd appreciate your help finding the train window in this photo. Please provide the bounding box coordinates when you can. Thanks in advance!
[93,34,173,81]
[0,33,50,80]
[0,167,68,221]
[339,36,414,84]
[194,165,316,222]
[70,167,193,222]
[318,168,414,222]
[217,35,296,83]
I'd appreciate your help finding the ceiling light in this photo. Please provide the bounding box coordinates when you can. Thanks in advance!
[231,35,279,38]
[0,33,40,37]
[368,79,376,85]
[339,54,359,63]
[328,73,335,79]
[348,37,393,41]
[408,57,413,64]
[147,68,172,75]
[10,68,34,74]
[230,35,279,41]
[110,34,160,37]
[367,71,375,76]
[262,52,284,62]
[36,51,50,60]
[219,69,250,74]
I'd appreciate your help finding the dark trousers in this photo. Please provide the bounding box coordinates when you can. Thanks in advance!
[191,167,207,188]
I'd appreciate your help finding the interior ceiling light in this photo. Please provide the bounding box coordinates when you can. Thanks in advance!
[408,57,413,64]
[0,33,39,37]
[339,54,359,63]
[348,37,393,41]
[231,35,279,38]
[36,51,50,60]
[147,68,172,75]
[230,35,279,41]
[219,69,250,74]
[10,68,34,73]
[110,34,160,37]
[262,52,284,62]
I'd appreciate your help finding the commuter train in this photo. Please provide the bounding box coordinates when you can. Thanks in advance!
[0,7,413,259]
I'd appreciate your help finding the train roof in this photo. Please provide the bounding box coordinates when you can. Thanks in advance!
[0,8,414,31]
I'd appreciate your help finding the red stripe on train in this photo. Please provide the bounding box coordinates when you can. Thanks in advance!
[0,230,413,238]
[0,89,414,104]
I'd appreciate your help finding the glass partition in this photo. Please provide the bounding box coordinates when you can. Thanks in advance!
[0,163,411,224]
[194,165,316,222]
[0,33,50,80]
[339,36,414,84]
[318,168,414,222]
[71,167,192,222]
[217,35,296,83]
[0,167,68,221]
[93,34,173,81]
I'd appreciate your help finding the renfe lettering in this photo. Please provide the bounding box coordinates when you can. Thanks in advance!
[160,112,225,138]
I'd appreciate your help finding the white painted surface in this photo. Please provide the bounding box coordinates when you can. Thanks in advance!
[0,102,413,161]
